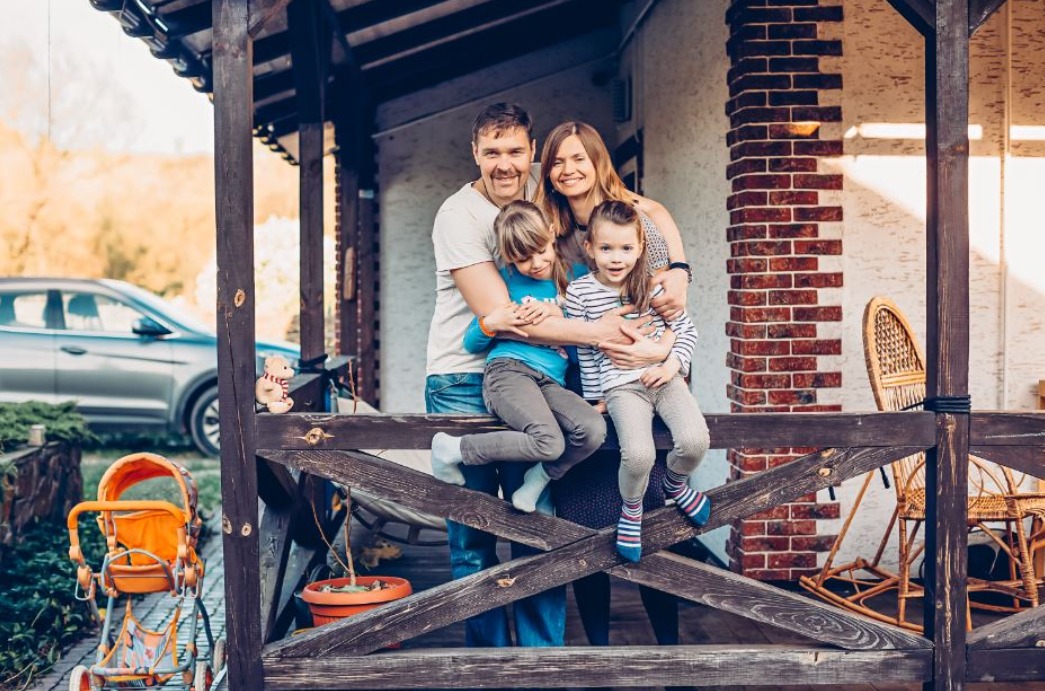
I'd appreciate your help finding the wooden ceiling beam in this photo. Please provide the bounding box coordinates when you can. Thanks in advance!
[885,0,936,36]
[968,0,1007,36]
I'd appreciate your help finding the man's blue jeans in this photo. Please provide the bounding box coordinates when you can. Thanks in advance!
[425,372,566,647]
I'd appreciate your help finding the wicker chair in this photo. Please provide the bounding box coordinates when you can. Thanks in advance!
[800,297,1045,630]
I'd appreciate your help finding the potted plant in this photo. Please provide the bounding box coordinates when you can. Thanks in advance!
[299,488,412,628]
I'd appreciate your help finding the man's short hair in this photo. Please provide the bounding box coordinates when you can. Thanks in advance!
[472,103,533,144]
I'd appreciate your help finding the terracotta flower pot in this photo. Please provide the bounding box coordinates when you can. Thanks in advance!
[300,576,412,627]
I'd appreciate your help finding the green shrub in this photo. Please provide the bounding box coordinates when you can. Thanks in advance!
[0,401,96,453]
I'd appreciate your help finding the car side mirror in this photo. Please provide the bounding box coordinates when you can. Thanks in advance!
[133,317,171,337]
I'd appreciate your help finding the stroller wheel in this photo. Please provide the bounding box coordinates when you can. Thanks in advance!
[194,661,214,691]
[68,665,96,691]
[211,638,227,673]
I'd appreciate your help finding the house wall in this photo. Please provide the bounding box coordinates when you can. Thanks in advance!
[619,0,734,564]
[376,44,616,413]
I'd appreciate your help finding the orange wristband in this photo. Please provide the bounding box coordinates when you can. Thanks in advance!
[478,316,496,338]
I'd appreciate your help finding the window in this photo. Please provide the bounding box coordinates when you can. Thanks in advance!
[0,290,49,329]
[62,292,145,334]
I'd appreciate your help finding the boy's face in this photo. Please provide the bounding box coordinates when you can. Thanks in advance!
[472,127,536,207]
[514,241,557,281]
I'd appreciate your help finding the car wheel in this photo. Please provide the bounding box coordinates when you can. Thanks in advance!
[189,386,220,457]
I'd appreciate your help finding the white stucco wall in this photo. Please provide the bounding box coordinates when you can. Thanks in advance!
[376,45,616,413]
[828,0,1045,569]
[624,0,733,563]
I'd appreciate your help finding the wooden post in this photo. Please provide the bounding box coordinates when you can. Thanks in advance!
[334,103,360,365]
[356,109,378,404]
[289,0,328,363]
[212,0,263,688]
[922,1,970,689]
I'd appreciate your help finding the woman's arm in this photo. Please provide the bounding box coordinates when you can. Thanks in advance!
[634,197,691,321]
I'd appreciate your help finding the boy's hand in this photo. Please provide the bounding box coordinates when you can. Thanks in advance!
[651,269,689,321]
[516,300,561,325]
[482,302,529,337]
[640,356,681,389]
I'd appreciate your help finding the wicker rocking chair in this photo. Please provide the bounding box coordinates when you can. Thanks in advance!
[800,296,1045,630]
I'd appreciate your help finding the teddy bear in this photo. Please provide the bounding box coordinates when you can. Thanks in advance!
[255,355,295,414]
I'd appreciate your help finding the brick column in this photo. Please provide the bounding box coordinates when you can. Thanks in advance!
[723,0,844,580]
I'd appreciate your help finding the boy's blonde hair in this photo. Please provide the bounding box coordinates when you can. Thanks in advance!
[494,200,570,293]
[587,200,652,314]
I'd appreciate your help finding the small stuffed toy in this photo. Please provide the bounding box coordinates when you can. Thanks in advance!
[255,355,295,414]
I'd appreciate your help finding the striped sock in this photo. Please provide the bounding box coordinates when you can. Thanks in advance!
[663,468,711,527]
[616,498,644,563]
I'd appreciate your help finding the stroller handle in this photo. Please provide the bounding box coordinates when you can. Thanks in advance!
[68,500,188,562]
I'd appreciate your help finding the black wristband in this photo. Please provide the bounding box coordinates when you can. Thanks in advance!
[668,261,693,283]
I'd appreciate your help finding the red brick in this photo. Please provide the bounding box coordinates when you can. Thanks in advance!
[727,386,767,405]
[731,124,770,143]
[732,338,791,356]
[732,141,793,161]
[788,535,838,551]
[790,504,841,521]
[731,306,792,323]
[794,140,844,156]
[768,389,817,405]
[791,339,842,355]
[729,6,794,25]
[769,90,820,106]
[731,273,792,289]
[731,173,792,191]
[768,222,818,238]
[727,191,769,210]
[728,290,768,307]
[726,352,768,372]
[730,106,794,128]
[737,373,793,389]
[727,224,769,241]
[789,404,842,412]
[751,506,790,521]
[769,552,818,569]
[793,372,843,387]
[768,289,818,305]
[730,74,792,96]
[794,306,842,321]
[737,41,794,59]
[768,323,817,338]
[727,258,769,274]
[745,569,790,580]
[794,272,843,288]
[792,106,843,123]
[727,58,770,86]
[732,240,792,257]
[741,553,767,570]
[792,40,843,57]
[770,157,818,172]
[768,356,818,371]
[726,92,768,117]
[742,536,791,552]
[726,322,768,338]
[793,74,842,90]
[769,256,818,271]
[768,57,820,73]
[795,206,844,222]
[727,158,768,178]
[769,191,819,206]
[731,207,792,224]
[794,238,842,254]
[739,520,768,537]
[794,6,844,21]
[794,174,843,190]
[768,22,818,39]
[768,123,821,140]
[736,456,769,472]
[767,520,817,535]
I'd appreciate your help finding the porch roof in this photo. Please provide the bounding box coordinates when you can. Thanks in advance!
[89,0,624,159]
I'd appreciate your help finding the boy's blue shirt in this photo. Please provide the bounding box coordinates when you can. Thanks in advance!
[464,264,589,385]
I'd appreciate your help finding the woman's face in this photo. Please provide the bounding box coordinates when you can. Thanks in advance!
[549,135,597,201]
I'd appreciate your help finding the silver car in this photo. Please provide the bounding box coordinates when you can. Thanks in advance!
[0,277,299,456]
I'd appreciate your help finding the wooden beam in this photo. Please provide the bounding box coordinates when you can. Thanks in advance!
[354,115,378,403]
[256,456,298,508]
[212,0,263,688]
[969,446,1045,480]
[265,446,921,657]
[922,1,971,689]
[968,0,1007,36]
[262,646,932,689]
[966,601,1045,649]
[970,411,1045,446]
[333,94,361,364]
[249,0,294,38]
[966,649,1045,682]
[289,0,328,363]
[258,502,295,641]
[259,448,595,550]
[609,552,929,651]
[255,411,936,451]
[885,0,936,36]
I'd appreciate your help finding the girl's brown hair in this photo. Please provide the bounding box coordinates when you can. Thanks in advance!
[494,200,570,293]
[587,200,652,313]
[535,121,633,237]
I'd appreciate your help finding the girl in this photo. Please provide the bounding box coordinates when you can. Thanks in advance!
[565,199,711,562]
[430,200,606,513]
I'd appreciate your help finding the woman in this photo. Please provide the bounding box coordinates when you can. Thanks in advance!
[537,121,695,646]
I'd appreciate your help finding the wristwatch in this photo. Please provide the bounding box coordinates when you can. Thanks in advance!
[668,261,693,283]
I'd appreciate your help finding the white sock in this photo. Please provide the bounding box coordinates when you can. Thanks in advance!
[511,463,551,513]
[430,433,465,485]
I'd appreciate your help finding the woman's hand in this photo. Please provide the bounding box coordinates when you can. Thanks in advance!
[651,268,689,321]
[599,323,672,368]
[516,300,561,325]
[482,302,529,338]
[640,356,680,389]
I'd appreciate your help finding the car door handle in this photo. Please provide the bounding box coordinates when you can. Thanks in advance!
[61,346,87,355]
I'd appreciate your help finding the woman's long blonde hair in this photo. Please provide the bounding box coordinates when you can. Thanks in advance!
[588,200,652,314]
[535,121,633,238]
[494,200,570,293]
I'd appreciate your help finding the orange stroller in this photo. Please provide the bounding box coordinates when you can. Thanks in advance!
[66,453,224,690]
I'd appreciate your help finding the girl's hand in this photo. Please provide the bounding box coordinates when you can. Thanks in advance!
[516,300,561,325]
[651,269,689,321]
[592,400,607,414]
[599,323,672,368]
[482,302,529,338]
[640,356,681,389]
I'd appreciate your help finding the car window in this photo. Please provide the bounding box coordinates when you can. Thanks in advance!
[62,292,146,334]
[0,290,49,329]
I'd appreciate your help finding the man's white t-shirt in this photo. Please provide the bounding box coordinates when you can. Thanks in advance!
[426,173,538,376]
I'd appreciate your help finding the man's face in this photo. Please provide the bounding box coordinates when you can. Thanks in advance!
[472,127,535,207]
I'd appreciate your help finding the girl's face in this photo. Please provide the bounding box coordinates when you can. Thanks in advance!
[514,241,557,281]
[549,135,597,200]
[586,221,642,288]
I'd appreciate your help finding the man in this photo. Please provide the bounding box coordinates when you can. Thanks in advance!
[425,103,671,647]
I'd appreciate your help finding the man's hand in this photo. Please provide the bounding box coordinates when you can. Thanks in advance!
[516,300,561,325]
[482,302,529,337]
[640,355,680,389]
[651,269,689,321]
[599,323,672,368]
